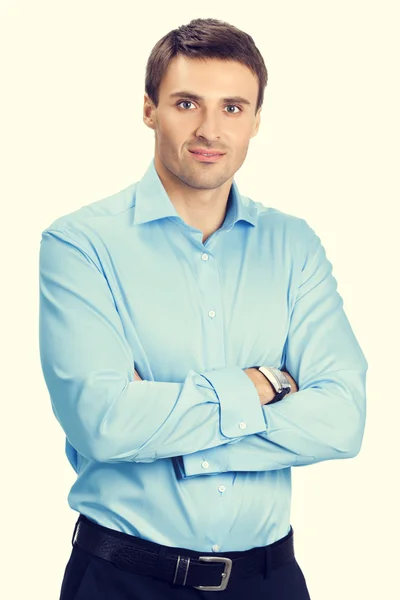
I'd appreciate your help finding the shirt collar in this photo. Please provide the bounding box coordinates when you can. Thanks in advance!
[133,159,258,230]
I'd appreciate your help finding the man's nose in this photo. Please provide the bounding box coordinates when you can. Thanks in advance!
[194,110,221,143]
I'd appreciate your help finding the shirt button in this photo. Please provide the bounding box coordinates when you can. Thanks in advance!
[218,485,226,493]
[201,253,209,261]
[239,422,247,430]
[201,461,209,469]
[208,310,216,318]
[212,544,220,552]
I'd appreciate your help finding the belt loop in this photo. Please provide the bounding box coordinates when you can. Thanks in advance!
[172,555,191,586]
[173,556,181,584]
[263,545,272,580]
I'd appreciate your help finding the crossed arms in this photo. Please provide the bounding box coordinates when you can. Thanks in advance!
[39,222,368,475]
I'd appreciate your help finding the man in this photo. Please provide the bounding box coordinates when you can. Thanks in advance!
[39,17,368,600]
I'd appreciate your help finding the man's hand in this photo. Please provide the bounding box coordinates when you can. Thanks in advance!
[243,368,298,405]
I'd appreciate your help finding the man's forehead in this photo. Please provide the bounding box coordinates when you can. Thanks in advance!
[160,55,258,102]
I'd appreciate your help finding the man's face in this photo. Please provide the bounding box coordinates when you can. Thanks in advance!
[143,55,261,191]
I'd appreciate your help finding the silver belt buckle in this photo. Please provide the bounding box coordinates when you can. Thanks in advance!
[193,556,233,591]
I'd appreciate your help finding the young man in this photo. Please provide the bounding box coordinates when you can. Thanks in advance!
[39,17,368,600]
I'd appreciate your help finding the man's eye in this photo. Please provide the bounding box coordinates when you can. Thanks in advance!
[225,105,241,114]
[177,101,195,110]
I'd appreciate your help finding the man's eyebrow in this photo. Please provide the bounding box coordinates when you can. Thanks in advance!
[169,91,252,106]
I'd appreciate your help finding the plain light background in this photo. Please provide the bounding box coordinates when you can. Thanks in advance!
[1,1,399,598]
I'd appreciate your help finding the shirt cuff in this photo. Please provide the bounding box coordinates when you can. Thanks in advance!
[176,445,229,478]
[200,366,267,438]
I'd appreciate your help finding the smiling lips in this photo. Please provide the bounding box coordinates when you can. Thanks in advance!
[188,148,225,162]
[189,148,225,156]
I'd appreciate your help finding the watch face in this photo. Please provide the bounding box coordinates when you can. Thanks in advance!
[258,367,292,397]
[272,368,291,391]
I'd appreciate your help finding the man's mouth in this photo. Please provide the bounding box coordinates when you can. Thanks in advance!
[188,148,225,156]
[188,149,226,162]
[190,151,223,156]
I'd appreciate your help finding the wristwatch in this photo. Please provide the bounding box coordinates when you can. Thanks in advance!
[257,366,292,404]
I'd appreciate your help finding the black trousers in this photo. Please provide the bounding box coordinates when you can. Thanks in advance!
[60,520,311,600]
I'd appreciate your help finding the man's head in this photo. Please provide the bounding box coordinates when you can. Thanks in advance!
[143,18,268,192]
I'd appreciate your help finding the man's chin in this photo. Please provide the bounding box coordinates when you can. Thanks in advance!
[180,175,228,191]
[178,166,231,191]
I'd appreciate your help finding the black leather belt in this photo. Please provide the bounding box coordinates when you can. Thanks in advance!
[73,515,295,592]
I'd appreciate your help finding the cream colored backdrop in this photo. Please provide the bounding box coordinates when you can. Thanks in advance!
[1,1,398,598]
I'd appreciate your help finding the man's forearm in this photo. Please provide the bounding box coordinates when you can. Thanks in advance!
[134,367,299,404]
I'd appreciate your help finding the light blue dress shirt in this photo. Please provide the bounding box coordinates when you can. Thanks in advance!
[39,159,368,553]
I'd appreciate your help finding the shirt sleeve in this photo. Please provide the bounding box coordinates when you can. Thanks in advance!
[175,220,368,478]
[39,228,266,464]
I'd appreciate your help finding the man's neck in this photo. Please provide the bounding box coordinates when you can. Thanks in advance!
[154,155,232,242]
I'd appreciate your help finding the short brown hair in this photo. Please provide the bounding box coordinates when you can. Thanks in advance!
[145,18,268,113]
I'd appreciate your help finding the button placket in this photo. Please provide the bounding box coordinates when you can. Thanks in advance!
[200,252,217,321]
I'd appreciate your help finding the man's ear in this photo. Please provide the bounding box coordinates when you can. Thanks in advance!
[143,94,156,130]
[251,106,262,138]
